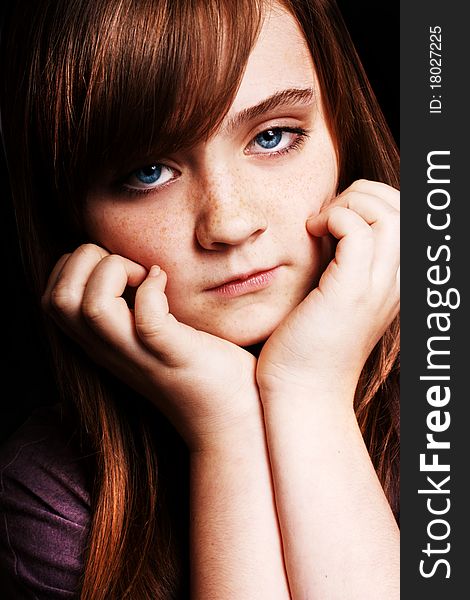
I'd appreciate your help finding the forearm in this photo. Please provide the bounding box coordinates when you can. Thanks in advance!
[189,401,290,600]
[261,388,399,600]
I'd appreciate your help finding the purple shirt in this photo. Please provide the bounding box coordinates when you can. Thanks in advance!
[0,406,91,598]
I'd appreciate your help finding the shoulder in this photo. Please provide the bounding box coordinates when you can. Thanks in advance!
[0,404,92,599]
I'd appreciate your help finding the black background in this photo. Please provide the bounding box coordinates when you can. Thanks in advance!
[337,1,399,146]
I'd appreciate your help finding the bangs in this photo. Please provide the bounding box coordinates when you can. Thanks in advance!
[36,0,263,194]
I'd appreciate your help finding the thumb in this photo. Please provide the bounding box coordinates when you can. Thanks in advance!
[134,266,196,367]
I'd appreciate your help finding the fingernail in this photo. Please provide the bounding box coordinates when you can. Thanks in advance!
[148,265,161,277]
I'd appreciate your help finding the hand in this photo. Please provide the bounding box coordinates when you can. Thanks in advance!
[42,244,260,451]
[257,179,400,401]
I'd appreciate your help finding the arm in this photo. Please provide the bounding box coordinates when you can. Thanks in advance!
[190,408,289,599]
[43,247,290,599]
[257,180,400,599]
[262,391,399,599]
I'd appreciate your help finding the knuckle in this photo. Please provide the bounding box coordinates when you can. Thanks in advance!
[330,205,346,218]
[135,313,164,339]
[75,243,108,264]
[102,253,123,268]
[49,285,80,316]
[346,191,363,210]
[76,242,98,257]
[97,253,125,274]
[81,298,109,326]
[350,178,368,191]
[78,242,97,252]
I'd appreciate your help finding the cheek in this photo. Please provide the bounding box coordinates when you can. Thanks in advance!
[84,201,189,272]
[263,146,337,228]
[265,145,338,276]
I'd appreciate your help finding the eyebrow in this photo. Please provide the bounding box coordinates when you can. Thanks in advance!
[222,87,316,135]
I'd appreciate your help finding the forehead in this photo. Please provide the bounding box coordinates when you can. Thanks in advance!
[228,6,315,115]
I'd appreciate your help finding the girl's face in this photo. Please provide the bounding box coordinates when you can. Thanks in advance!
[84,7,338,346]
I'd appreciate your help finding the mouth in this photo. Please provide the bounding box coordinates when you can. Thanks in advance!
[206,266,281,298]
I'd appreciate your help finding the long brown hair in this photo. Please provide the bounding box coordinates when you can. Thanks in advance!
[1,0,399,598]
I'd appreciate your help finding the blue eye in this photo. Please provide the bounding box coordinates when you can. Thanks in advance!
[135,164,162,184]
[123,163,177,194]
[254,129,283,149]
[246,127,310,156]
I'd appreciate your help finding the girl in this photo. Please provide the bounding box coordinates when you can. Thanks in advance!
[0,0,400,598]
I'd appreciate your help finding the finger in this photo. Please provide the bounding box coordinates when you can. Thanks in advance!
[313,208,399,290]
[332,190,399,274]
[81,254,147,346]
[338,179,400,211]
[308,188,400,276]
[307,203,373,239]
[42,253,72,309]
[45,244,110,322]
[371,209,400,275]
[309,206,374,276]
[311,191,398,232]
[134,266,196,367]
[339,186,400,276]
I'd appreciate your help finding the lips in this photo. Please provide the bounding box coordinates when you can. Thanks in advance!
[207,266,280,297]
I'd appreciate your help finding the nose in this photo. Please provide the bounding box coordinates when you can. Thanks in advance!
[195,176,268,250]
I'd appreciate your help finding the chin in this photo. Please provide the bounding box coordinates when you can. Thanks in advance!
[178,298,298,347]
[220,328,271,347]
[202,313,283,347]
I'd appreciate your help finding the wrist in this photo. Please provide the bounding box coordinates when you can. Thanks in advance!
[261,390,360,449]
[187,399,266,455]
[258,373,359,411]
